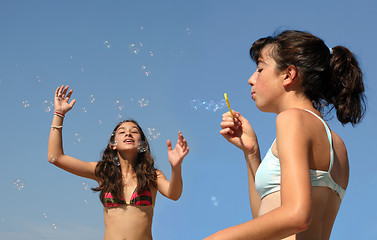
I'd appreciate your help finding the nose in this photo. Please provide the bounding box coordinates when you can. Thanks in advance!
[248,71,257,86]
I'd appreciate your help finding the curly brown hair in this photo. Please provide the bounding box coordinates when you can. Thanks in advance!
[92,120,157,202]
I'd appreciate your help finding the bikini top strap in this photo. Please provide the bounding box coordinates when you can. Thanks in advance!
[303,109,334,171]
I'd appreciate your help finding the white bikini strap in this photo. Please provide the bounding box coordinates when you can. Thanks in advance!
[303,109,334,171]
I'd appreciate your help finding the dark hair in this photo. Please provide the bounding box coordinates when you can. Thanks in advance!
[250,30,366,125]
[92,120,157,202]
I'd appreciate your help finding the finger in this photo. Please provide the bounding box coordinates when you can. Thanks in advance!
[220,128,234,136]
[167,140,172,151]
[69,99,76,108]
[66,89,73,99]
[58,85,64,96]
[55,86,60,97]
[182,138,187,148]
[222,111,232,118]
[178,131,184,140]
[62,85,69,97]
[220,121,237,129]
[177,131,185,145]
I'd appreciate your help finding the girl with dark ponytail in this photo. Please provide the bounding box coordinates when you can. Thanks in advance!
[48,85,189,240]
[205,30,365,239]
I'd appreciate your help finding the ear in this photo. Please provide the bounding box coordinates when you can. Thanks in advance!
[282,65,297,87]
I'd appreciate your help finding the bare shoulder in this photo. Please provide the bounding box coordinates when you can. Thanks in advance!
[276,108,309,130]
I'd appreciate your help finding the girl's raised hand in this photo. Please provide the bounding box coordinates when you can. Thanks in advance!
[167,131,189,168]
[54,85,76,114]
[220,111,258,153]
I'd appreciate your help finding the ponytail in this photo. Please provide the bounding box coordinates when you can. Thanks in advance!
[328,46,366,125]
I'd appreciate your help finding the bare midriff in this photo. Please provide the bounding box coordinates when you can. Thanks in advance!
[103,205,154,240]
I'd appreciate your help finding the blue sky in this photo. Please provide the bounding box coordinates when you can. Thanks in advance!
[1,0,376,239]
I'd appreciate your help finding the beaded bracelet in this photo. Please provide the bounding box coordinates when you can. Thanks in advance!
[51,125,63,129]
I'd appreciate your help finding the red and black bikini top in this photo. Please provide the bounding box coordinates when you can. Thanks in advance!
[102,188,153,207]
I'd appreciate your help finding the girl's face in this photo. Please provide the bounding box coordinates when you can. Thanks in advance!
[248,46,286,112]
[112,122,142,152]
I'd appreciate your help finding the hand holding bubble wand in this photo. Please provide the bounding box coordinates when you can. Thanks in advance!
[224,93,234,119]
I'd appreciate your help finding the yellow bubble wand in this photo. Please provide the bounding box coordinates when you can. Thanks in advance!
[224,93,234,118]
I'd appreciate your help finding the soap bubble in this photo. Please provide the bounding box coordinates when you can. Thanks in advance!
[138,141,148,153]
[98,120,103,125]
[116,113,123,121]
[140,65,151,77]
[146,128,160,141]
[206,100,223,112]
[52,223,57,229]
[81,67,85,72]
[109,132,117,146]
[189,98,207,111]
[84,199,88,205]
[149,51,154,57]
[21,100,30,108]
[129,43,142,55]
[113,156,120,166]
[211,196,219,207]
[82,182,90,191]
[190,98,227,112]
[185,27,192,36]
[114,100,125,111]
[73,132,82,144]
[82,107,88,113]
[89,94,95,103]
[42,100,53,112]
[13,178,25,190]
[42,213,48,219]
[217,99,227,109]
[36,74,42,83]
[104,40,111,48]
[137,98,149,107]
[1,217,5,222]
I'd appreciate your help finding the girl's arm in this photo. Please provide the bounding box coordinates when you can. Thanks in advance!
[47,85,97,181]
[156,131,189,201]
[205,110,312,239]
[220,111,261,217]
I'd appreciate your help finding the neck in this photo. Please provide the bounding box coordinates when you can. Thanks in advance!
[118,152,137,176]
[275,92,315,114]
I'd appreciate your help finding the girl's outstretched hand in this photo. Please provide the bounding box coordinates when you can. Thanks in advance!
[220,111,258,153]
[54,85,76,114]
[167,131,189,168]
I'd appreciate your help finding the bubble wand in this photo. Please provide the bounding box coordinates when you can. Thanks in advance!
[224,93,234,119]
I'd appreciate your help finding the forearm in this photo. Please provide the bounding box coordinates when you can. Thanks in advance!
[167,165,183,200]
[48,114,65,162]
[204,205,309,240]
[244,147,261,218]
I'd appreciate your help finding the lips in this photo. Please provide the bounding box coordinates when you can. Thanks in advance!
[251,91,256,100]
[124,139,135,143]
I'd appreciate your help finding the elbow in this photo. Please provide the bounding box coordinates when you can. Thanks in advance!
[293,217,311,233]
[289,207,312,233]
[47,153,58,164]
[170,193,182,201]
